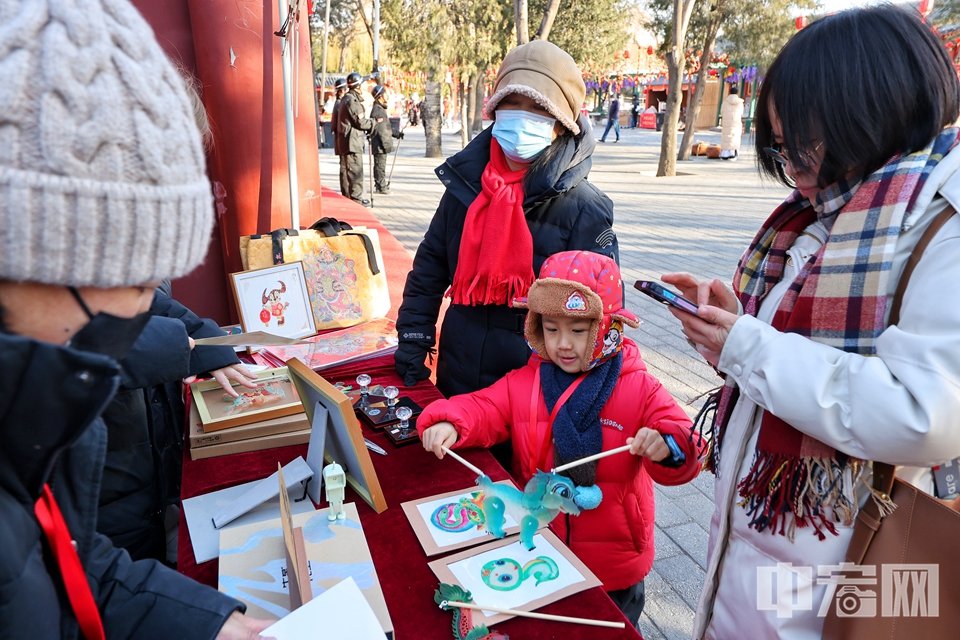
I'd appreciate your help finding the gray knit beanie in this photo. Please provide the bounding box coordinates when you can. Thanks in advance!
[0,0,214,288]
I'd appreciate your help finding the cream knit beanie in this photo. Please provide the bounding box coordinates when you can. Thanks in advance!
[484,40,586,135]
[0,0,214,288]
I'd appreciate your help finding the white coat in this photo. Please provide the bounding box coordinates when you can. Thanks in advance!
[693,142,960,639]
[720,94,745,151]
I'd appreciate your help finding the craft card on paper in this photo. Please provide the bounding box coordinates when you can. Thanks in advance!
[286,359,387,513]
[260,577,385,640]
[218,503,393,635]
[190,367,303,432]
[260,317,398,371]
[427,530,602,627]
[401,483,522,556]
[230,262,317,340]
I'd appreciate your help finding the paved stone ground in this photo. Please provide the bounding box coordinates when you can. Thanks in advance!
[319,124,791,639]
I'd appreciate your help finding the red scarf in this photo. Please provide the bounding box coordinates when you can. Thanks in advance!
[449,138,535,306]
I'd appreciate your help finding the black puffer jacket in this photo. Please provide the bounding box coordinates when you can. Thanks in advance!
[396,115,618,397]
[98,287,239,561]
[0,333,240,639]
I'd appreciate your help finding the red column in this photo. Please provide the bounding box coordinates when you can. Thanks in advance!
[132,1,324,323]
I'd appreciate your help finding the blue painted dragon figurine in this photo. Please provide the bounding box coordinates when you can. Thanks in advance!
[477,471,602,551]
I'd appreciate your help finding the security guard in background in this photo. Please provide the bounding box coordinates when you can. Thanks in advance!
[335,72,372,206]
[369,84,403,195]
[330,78,347,188]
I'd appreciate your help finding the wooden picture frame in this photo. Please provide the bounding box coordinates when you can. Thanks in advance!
[230,262,317,340]
[286,358,387,514]
[190,366,304,432]
[401,482,524,557]
[427,530,602,627]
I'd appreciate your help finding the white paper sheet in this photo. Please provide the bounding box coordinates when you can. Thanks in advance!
[259,577,385,640]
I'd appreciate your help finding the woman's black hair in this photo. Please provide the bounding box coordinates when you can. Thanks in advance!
[754,5,960,189]
[523,127,574,193]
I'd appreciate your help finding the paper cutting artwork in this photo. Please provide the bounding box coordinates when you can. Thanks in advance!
[480,557,559,591]
[261,318,399,372]
[199,377,299,422]
[218,503,393,634]
[302,245,363,324]
[222,382,287,413]
[260,281,290,327]
[403,483,522,556]
[428,531,602,626]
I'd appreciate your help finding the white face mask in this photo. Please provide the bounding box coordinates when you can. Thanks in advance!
[492,110,557,163]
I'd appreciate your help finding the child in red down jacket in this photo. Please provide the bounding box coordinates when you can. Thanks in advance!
[419,250,702,628]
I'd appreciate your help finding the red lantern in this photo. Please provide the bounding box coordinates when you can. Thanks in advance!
[647,45,654,56]
[796,16,808,30]
[624,49,630,59]
[919,0,934,17]
[259,309,271,324]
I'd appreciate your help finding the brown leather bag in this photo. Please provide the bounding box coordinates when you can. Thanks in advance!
[706,143,722,159]
[822,204,960,638]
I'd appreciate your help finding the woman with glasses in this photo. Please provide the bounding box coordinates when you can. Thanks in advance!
[662,6,960,638]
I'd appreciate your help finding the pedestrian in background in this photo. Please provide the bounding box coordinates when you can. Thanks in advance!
[335,72,373,206]
[630,94,640,128]
[719,85,744,160]
[600,94,620,142]
[370,84,403,195]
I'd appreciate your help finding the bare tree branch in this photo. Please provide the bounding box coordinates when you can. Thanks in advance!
[354,0,374,44]
[514,0,529,45]
[533,0,562,41]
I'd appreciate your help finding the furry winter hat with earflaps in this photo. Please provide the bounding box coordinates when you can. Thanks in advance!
[0,0,214,288]
[513,251,639,371]
[484,40,586,135]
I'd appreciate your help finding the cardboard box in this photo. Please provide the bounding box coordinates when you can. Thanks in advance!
[188,427,313,460]
[188,403,309,448]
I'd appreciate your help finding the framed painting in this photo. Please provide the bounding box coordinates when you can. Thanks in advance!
[427,530,602,627]
[190,367,304,432]
[230,262,317,340]
[401,483,523,556]
[286,358,387,514]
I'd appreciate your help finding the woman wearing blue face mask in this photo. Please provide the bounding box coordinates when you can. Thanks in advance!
[396,40,619,407]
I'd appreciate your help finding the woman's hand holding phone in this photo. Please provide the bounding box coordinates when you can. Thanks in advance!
[661,273,741,367]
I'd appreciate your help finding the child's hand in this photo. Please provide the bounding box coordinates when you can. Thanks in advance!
[627,428,669,462]
[421,421,458,459]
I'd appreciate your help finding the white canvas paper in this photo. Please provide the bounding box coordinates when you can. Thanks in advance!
[259,577,385,640]
[212,457,313,529]
[183,476,316,564]
[447,534,586,615]
[414,491,519,549]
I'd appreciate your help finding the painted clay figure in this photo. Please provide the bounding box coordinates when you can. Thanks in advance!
[323,462,347,521]
[477,471,601,551]
[261,280,289,326]
[480,556,560,591]
[435,583,510,640]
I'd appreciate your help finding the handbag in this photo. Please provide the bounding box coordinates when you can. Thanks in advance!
[822,204,960,638]
[239,219,390,331]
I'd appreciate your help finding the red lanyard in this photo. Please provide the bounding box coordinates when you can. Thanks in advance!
[528,367,587,473]
[34,484,105,640]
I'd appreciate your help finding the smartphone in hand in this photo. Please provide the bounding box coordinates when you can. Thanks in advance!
[634,280,700,315]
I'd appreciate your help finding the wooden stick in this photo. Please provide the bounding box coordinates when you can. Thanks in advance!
[551,444,632,474]
[440,600,625,629]
[441,446,485,477]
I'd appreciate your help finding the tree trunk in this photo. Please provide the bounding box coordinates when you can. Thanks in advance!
[657,0,697,177]
[534,0,561,41]
[471,73,485,137]
[424,74,442,158]
[657,50,684,177]
[514,0,529,45]
[678,12,722,161]
[466,74,477,140]
[460,76,470,147]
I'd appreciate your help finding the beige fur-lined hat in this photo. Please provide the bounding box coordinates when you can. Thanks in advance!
[484,40,586,135]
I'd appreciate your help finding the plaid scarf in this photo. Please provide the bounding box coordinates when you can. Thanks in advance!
[701,127,959,541]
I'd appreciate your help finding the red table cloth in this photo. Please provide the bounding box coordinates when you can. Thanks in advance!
[178,354,643,639]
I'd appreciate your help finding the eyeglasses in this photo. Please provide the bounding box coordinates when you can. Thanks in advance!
[763,141,824,167]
